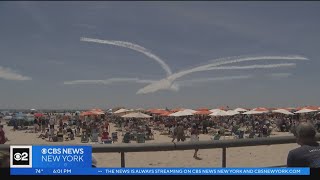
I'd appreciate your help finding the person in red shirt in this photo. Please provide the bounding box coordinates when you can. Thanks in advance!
[0,125,6,144]
[101,129,109,141]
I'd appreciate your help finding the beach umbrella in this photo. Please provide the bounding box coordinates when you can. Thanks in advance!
[64,112,72,116]
[80,111,94,116]
[209,110,228,116]
[4,116,12,120]
[122,112,151,118]
[226,110,240,116]
[90,110,105,115]
[170,108,185,112]
[295,108,318,114]
[169,110,193,117]
[242,110,266,115]
[193,110,212,115]
[234,108,248,112]
[196,108,209,111]
[159,111,173,116]
[25,114,35,121]
[149,109,167,114]
[114,109,130,114]
[183,109,197,114]
[34,113,44,117]
[209,109,218,112]
[252,107,269,112]
[272,109,294,115]
[15,116,24,120]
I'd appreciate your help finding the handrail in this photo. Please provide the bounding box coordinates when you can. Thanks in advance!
[1,135,319,167]
[2,135,319,152]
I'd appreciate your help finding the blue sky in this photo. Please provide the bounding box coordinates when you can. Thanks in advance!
[0,1,319,109]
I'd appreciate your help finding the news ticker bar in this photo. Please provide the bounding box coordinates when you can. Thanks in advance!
[11,168,310,175]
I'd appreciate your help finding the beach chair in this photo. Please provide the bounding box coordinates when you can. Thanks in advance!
[136,133,145,143]
[102,138,113,144]
[81,132,89,143]
[131,132,138,141]
[57,133,64,142]
[112,132,118,142]
[122,132,131,143]
[90,132,99,142]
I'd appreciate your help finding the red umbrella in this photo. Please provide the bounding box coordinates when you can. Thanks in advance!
[34,113,44,117]
[159,111,173,116]
[196,108,209,111]
[194,110,211,115]
[150,109,167,114]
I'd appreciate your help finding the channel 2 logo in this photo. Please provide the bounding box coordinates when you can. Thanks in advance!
[10,146,32,168]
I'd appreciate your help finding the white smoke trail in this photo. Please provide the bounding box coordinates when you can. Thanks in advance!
[174,75,253,87]
[168,55,308,81]
[0,66,32,80]
[205,63,296,71]
[64,63,293,86]
[267,73,292,78]
[80,37,172,76]
[137,56,307,94]
[64,78,155,85]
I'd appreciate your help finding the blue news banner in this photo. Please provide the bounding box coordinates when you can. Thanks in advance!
[10,145,310,176]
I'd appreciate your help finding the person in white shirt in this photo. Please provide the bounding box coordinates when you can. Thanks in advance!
[49,118,55,130]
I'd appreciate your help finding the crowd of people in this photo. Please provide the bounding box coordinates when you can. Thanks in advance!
[1,109,320,167]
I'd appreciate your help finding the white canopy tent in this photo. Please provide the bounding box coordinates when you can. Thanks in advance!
[209,109,225,113]
[169,110,194,117]
[272,109,294,115]
[242,110,266,115]
[183,109,197,114]
[122,112,151,118]
[233,108,248,112]
[209,110,228,116]
[226,110,240,116]
[114,109,130,114]
[295,108,318,114]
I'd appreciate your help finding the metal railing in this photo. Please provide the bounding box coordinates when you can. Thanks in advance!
[1,135,320,167]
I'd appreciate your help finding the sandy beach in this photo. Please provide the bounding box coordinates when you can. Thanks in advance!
[2,123,298,168]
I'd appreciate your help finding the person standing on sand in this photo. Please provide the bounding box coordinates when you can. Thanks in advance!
[105,120,109,132]
[0,125,6,144]
[176,123,185,142]
[171,124,177,142]
[287,122,320,167]
[191,123,200,159]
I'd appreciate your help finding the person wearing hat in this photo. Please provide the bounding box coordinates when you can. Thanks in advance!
[287,122,320,167]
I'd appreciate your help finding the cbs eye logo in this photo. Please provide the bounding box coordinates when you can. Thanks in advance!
[10,146,32,168]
